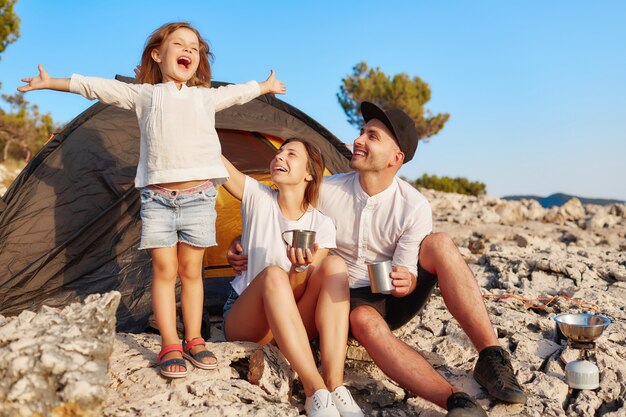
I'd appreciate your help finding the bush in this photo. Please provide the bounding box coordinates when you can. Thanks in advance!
[408,173,486,196]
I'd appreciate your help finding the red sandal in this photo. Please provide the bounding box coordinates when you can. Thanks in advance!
[182,337,218,370]
[158,344,188,378]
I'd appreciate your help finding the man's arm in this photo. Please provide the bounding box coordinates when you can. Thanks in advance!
[391,195,433,297]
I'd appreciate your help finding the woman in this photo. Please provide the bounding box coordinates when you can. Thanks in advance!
[221,138,363,417]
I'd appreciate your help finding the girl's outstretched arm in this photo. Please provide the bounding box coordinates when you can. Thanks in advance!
[258,69,286,95]
[18,64,70,93]
[221,155,246,201]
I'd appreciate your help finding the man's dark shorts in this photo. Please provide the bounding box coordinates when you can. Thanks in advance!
[349,263,438,330]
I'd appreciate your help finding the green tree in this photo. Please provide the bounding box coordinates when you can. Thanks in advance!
[0,0,20,90]
[0,93,56,161]
[0,0,19,56]
[409,173,487,196]
[337,62,450,141]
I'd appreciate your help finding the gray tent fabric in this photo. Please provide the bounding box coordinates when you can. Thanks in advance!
[0,78,351,332]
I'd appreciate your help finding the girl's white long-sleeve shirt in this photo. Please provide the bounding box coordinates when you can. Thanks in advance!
[69,75,260,188]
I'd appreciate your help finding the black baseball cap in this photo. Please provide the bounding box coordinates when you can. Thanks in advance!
[360,101,418,163]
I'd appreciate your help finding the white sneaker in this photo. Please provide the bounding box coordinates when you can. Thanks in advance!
[305,389,341,417]
[331,386,365,417]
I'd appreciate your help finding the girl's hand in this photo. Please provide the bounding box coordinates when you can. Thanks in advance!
[18,64,51,92]
[18,64,70,93]
[134,65,142,79]
[287,243,318,268]
[259,69,286,95]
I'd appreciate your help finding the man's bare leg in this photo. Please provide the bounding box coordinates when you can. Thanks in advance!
[349,305,456,409]
[419,232,527,404]
[419,233,498,351]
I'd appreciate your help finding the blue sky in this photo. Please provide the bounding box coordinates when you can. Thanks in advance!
[2,1,625,200]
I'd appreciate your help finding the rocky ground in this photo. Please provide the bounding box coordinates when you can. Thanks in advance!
[1,188,625,416]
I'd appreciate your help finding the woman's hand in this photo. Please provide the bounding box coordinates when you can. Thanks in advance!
[259,69,286,95]
[287,243,318,270]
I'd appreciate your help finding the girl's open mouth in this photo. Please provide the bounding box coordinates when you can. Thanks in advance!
[177,56,191,69]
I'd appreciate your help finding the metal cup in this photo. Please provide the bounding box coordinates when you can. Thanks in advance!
[281,229,316,252]
[367,260,394,294]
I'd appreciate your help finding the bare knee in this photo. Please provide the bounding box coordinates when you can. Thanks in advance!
[317,256,349,286]
[177,261,202,282]
[153,261,178,282]
[259,265,290,294]
[421,233,457,255]
[349,306,391,343]
[420,233,460,271]
[318,255,348,274]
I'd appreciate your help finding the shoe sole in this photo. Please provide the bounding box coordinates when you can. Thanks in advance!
[159,369,188,378]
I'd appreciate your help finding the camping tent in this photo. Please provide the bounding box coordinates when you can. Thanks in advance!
[0,77,352,332]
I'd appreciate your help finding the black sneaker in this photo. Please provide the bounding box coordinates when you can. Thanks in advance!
[473,346,528,404]
[446,392,487,417]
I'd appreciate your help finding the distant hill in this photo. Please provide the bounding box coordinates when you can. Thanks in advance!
[502,193,625,208]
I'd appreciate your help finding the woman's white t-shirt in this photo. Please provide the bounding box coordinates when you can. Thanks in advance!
[229,176,337,295]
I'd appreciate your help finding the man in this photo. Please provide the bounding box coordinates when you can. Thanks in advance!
[229,102,527,416]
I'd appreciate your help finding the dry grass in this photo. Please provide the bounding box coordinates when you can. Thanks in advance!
[0,158,27,191]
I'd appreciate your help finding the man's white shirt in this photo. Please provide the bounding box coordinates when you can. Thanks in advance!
[318,172,432,289]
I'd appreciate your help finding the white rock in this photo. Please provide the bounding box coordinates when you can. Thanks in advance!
[0,292,120,417]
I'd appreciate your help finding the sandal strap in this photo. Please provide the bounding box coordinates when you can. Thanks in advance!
[158,344,183,360]
[184,337,206,352]
[159,358,187,370]
[189,349,216,361]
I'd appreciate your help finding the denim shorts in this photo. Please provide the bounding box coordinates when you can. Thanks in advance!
[222,289,239,322]
[138,182,218,250]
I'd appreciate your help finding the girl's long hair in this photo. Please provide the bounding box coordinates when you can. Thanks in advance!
[138,22,213,87]
[280,138,325,210]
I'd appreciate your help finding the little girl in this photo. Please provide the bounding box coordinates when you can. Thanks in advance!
[19,22,286,378]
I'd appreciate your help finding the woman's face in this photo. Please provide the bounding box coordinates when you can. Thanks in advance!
[270,141,313,187]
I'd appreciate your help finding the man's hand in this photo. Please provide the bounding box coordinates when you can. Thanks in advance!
[226,237,247,274]
[390,265,416,297]
[259,69,286,95]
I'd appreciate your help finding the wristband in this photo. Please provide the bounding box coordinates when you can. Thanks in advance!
[293,264,310,273]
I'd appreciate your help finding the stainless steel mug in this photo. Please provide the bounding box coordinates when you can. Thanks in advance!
[367,260,394,294]
[281,229,316,252]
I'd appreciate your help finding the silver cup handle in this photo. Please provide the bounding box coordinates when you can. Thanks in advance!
[281,230,293,246]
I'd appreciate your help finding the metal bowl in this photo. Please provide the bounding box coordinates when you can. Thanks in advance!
[554,313,612,342]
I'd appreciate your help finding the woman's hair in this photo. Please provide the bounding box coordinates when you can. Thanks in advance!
[280,138,325,210]
[138,22,214,87]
